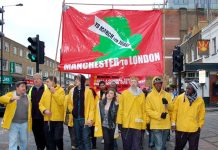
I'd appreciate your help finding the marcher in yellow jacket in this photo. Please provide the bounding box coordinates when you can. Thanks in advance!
[0,81,32,150]
[146,76,173,150]
[69,74,95,150]
[117,76,147,150]
[172,81,205,150]
[64,84,77,149]
[39,76,65,150]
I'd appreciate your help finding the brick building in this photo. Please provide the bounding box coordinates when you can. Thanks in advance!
[0,37,74,94]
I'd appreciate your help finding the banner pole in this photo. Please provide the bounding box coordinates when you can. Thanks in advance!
[65,3,166,7]
[163,0,166,76]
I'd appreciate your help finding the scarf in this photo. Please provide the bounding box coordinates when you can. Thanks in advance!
[185,91,197,106]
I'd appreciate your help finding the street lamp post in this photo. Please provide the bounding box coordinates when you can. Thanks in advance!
[0,3,23,96]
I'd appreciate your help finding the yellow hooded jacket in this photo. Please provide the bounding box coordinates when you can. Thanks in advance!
[64,94,73,127]
[172,93,205,132]
[116,88,147,130]
[67,87,95,124]
[0,92,32,131]
[146,77,173,130]
[39,85,65,121]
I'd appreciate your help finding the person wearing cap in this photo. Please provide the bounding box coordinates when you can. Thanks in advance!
[146,76,173,150]
[39,76,65,150]
[28,73,48,150]
[172,81,205,150]
[0,81,32,150]
[67,74,95,150]
[117,76,148,150]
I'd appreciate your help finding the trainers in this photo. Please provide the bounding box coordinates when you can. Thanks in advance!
[72,146,76,149]
[101,139,104,144]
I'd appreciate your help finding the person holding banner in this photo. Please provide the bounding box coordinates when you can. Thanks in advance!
[39,76,65,150]
[146,77,173,150]
[68,74,95,150]
[117,76,147,150]
[94,88,119,150]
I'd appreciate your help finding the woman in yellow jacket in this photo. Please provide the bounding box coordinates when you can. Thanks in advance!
[94,88,118,150]
[171,81,205,150]
[64,84,76,149]
[0,81,32,150]
[39,76,65,150]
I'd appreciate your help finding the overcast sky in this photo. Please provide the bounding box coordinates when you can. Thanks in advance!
[1,0,164,61]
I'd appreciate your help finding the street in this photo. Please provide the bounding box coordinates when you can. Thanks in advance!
[0,111,217,150]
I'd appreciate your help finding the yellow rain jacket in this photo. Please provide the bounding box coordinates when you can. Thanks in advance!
[39,85,65,121]
[146,77,173,130]
[172,93,205,132]
[0,92,32,131]
[116,88,147,130]
[64,94,73,127]
[67,87,95,124]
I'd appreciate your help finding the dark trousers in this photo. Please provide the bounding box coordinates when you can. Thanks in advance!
[68,126,77,147]
[121,128,143,150]
[74,118,91,150]
[175,130,200,150]
[90,126,97,148]
[44,121,64,150]
[32,119,46,150]
[102,127,115,150]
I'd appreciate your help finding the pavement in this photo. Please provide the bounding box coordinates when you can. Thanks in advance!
[0,110,218,150]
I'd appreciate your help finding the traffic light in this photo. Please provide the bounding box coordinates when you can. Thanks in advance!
[27,35,45,64]
[0,7,5,37]
[38,41,45,64]
[173,46,183,72]
[27,36,39,62]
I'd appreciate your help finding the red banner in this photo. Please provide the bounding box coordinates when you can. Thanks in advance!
[60,7,163,77]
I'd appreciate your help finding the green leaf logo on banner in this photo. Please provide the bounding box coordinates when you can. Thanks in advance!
[89,16,142,61]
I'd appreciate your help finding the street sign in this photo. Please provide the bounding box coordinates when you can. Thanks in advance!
[0,75,12,84]
[10,62,15,73]
[199,70,206,84]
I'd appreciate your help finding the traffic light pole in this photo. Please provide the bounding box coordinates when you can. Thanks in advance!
[178,71,182,94]
[36,34,39,73]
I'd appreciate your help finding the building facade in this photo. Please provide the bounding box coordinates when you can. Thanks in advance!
[0,37,74,94]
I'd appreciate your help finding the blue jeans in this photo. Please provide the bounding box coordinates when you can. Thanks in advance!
[9,122,28,150]
[152,129,170,150]
[74,118,91,150]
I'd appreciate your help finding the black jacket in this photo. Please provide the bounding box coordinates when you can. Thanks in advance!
[99,99,118,129]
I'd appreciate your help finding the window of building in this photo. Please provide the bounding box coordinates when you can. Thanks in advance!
[20,49,23,57]
[13,47,17,55]
[26,51,29,59]
[5,42,9,52]
[47,60,49,66]
[191,48,195,61]
[44,71,48,77]
[15,63,22,74]
[27,66,33,76]
[174,0,188,4]
[50,62,52,67]
[187,72,195,78]
[212,37,217,55]
[0,59,9,71]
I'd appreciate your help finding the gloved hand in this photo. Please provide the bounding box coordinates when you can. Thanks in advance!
[161,112,168,119]
[118,124,122,133]
[162,98,168,104]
